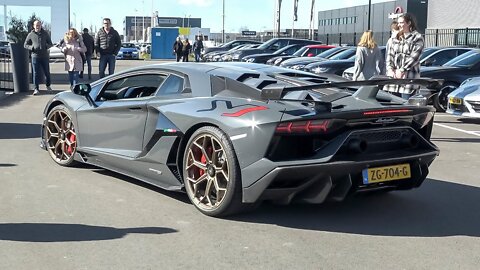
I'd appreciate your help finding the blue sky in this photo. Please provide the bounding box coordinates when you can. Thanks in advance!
[3,0,386,33]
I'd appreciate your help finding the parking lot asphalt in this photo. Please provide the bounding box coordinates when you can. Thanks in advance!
[1,61,479,269]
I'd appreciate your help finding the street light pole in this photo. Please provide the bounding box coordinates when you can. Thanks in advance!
[222,0,225,43]
[368,0,372,30]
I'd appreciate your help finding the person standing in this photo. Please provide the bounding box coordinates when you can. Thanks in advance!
[95,18,121,78]
[193,36,204,62]
[173,37,183,62]
[80,28,95,80]
[182,38,192,62]
[385,13,424,99]
[24,20,53,95]
[352,30,383,81]
[61,28,86,88]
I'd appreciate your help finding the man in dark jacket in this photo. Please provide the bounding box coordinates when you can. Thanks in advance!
[80,28,95,80]
[24,20,53,95]
[193,36,204,62]
[95,18,122,78]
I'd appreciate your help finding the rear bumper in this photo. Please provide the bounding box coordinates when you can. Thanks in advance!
[242,150,438,204]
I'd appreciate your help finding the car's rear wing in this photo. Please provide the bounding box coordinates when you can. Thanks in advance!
[261,77,444,100]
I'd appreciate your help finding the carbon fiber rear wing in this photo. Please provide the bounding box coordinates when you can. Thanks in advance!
[261,77,444,100]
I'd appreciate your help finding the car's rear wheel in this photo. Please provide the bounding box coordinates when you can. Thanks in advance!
[183,126,244,217]
[433,83,458,112]
[44,105,78,166]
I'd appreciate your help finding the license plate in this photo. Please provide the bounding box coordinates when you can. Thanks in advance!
[449,97,462,105]
[362,164,411,184]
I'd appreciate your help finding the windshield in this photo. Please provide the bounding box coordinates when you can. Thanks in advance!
[419,47,438,61]
[293,46,308,56]
[444,50,480,67]
[329,49,355,60]
[273,45,295,54]
[122,43,136,48]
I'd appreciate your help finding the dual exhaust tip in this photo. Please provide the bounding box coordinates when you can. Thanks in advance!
[347,134,419,154]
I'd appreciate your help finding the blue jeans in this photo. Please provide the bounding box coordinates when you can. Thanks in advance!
[194,51,201,62]
[99,54,116,78]
[31,56,51,90]
[84,53,92,78]
[68,71,79,87]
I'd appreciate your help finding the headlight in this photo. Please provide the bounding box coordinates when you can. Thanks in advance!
[222,55,232,61]
[343,72,353,80]
[245,58,255,63]
[133,51,138,55]
[232,53,241,59]
[274,58,283,65]
[291,64,305,70]
[312,67,330,74]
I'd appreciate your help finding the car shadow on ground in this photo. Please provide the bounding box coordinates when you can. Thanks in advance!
[231,178,480,237]
[0,223,177,242]
[0,123,42,139]
[93,169,191,204]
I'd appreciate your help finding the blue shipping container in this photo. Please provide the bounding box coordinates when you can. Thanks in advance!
[151,27,179,59]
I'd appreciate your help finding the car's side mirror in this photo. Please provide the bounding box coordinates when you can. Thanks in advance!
[72,83,92,96]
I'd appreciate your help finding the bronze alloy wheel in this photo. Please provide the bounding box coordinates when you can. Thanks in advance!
[44,105,77,166]
[184,126,242,216]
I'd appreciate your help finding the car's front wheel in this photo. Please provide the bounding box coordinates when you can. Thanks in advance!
[44,105,78,166]
[433,83,458,112]
[183,126,244,217]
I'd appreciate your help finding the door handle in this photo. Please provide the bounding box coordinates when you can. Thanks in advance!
[129,107,142,110]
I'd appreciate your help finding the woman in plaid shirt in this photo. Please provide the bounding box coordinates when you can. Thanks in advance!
[385,13,424,99]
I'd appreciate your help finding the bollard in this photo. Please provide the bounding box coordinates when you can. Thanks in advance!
[10,43,30,93]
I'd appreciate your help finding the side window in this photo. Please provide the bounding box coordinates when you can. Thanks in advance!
[156,74,185,96]
[433,50,457,66]
[98,73,166,101]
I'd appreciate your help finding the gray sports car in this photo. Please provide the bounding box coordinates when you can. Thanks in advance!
[40,62,440,217]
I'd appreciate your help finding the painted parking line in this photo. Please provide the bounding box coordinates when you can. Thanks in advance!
[434,123,480,137]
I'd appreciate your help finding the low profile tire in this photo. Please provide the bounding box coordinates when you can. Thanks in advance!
[433,83,457,112]
[44,105,78,167]
[183,126,244,217]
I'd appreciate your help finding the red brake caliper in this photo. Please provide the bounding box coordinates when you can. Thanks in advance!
[65,133,76,155]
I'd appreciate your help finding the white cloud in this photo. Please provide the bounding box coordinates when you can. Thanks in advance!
[177,0,214,7]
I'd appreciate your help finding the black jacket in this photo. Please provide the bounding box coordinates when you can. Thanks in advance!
[24,29,53,58]
[95,27,122,55]
[193,40,204,52]
[173,41,183,54]
[82,33,95,56]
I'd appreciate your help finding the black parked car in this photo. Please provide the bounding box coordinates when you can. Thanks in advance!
[241,44,305,63]
[305,47,386,76]
[420,47,472,67]
[231,38,323,61]
[281,47,356,70]
[0,41,10,58]
[421,49,480,112]
[266,45,336,65]
[202,40,262,56]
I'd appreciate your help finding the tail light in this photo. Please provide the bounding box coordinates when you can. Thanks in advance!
[275,119,346,135]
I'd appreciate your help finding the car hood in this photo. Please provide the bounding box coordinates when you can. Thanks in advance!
[281,57,326,66]
[449,78,480,100]
[244,52,278,59]
[420,65,461,75]
[306,59,354,68]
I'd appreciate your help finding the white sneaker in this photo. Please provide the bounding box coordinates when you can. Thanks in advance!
[46,86,53,91]
[33,89,39,95]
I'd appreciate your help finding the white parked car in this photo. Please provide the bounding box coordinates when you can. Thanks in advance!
[49,44,65,61]
[446,76,480,119]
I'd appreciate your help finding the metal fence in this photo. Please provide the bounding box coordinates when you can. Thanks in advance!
[425,28,480,48]
[0,51,14,92]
